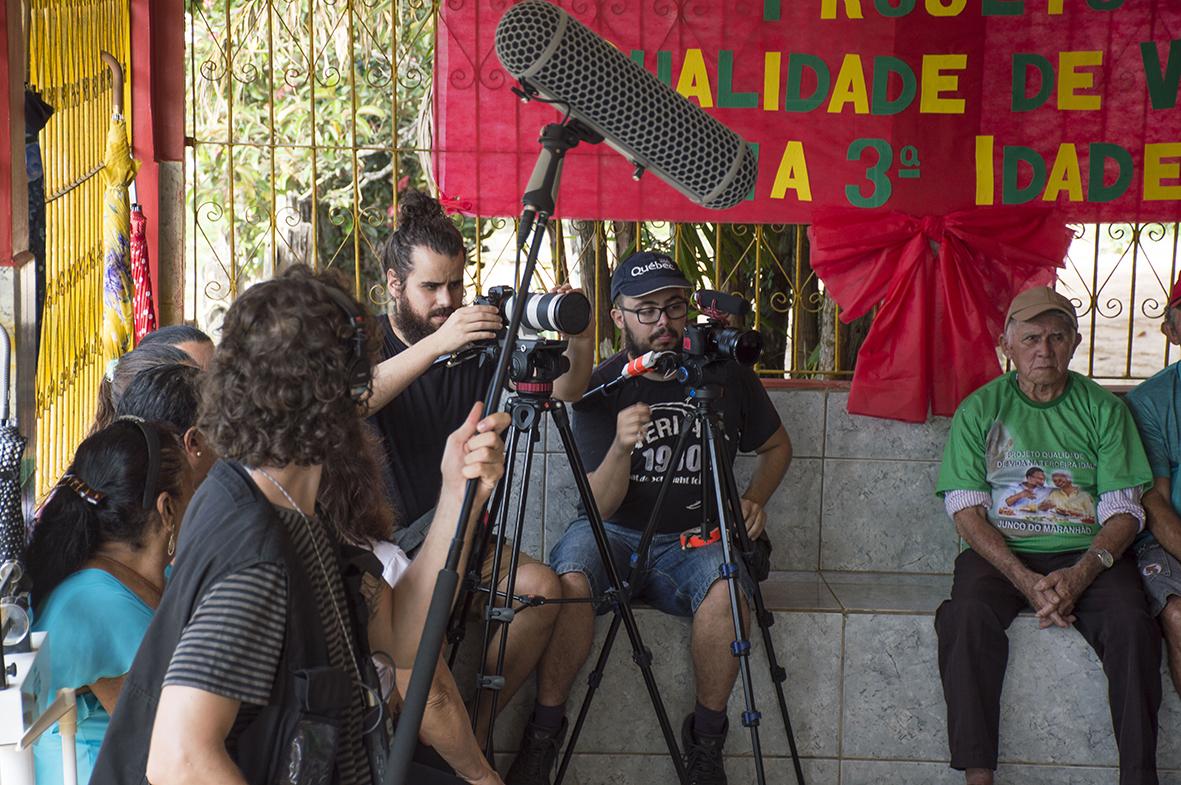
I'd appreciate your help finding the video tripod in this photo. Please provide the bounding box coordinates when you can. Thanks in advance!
[444,344,689,784]
[554,366,807,785]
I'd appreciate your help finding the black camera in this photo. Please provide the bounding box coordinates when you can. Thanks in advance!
[676,290,763,388]
[475,285,591,336]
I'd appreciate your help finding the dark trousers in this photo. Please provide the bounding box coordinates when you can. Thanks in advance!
[935,548,1162,784]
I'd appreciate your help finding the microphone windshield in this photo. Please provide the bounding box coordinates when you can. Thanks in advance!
[495,1,757,210]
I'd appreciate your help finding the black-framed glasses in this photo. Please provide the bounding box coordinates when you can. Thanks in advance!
[617,299,690,325]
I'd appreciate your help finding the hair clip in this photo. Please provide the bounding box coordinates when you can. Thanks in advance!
[105,359,119,383]
[60,474,105,506]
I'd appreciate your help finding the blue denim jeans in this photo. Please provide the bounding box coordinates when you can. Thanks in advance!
[549,518,753,617]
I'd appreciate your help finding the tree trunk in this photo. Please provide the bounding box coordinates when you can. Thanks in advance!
[793,229,821,376]
[573,220,615,357]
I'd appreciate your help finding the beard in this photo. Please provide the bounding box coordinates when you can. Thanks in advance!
[392,292,455,345]
[622,323,679,358]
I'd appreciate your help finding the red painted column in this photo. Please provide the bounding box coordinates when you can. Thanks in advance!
[129,0,185,321]
[0,0,19,267]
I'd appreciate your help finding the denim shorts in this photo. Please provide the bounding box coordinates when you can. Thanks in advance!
[548,518,753,617]
[1135,539,1181,617]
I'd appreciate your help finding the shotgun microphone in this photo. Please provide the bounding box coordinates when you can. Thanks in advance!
[495,0,758,211]
[579,350,680,402]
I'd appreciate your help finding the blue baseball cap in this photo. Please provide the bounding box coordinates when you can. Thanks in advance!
[611,252,692,302]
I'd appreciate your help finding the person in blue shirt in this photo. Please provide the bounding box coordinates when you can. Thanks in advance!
[1126,275,1181,699]
[26,418,192,783]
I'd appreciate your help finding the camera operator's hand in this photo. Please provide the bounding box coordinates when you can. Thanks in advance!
[441,402,510,503]
[550,283,594,339]
[613,403,652,455]
[740,497,767,540]
[426,304,502,355]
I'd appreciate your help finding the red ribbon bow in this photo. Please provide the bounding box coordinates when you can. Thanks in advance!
[808,206,1072,423]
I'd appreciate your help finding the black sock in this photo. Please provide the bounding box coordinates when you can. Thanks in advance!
[531,701,565,730]
[693,702,727,737]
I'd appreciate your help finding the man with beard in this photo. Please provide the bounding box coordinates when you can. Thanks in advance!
[366,189,593,742]
[502,253,793,785]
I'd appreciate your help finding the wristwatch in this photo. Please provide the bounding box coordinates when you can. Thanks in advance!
[1091,547,1114,569]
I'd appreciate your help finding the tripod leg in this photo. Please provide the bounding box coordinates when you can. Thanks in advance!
[550,405,689,785]
[716,436,808,785]
[554,611,622,785]
[471,421,526,754]
[446,487,501,670]
[626,410,697,586]
[701,413,766,785]
[478,421,542,752]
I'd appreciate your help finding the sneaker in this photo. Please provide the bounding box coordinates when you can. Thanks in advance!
[682,713,728,785]
[505,717,568,785]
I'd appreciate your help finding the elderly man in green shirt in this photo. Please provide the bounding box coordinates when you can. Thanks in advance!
[935,286,1160,785]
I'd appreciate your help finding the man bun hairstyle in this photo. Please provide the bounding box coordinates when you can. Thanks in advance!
[198,265,380,468]
[380,189,465,284]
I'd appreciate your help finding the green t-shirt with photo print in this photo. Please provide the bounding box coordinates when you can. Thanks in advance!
[937,372,1151,554]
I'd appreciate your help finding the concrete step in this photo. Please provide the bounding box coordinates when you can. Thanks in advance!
[453,570,1181,785]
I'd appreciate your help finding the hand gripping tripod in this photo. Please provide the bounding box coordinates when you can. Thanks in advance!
[444,355,689,785]
[556,377,807,785]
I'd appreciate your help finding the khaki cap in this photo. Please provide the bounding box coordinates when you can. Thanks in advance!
[1005,286,1077,329]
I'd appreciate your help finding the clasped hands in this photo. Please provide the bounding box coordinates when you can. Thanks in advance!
[1016,562,1096,629]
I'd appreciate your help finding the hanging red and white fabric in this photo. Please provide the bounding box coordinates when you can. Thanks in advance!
[129,204,157,343]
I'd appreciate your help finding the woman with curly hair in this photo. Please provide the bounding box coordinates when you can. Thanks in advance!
[93,265,509,785]
[28,419,191,784]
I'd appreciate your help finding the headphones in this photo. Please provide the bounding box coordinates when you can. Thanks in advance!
[317,281,372,405]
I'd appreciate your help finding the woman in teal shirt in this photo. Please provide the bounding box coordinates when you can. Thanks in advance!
[27,418,192,784]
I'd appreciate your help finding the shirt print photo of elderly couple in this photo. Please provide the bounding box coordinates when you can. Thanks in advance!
[988,421,1097,541]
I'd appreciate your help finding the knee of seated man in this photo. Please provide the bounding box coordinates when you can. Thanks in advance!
[1160,596,1181,638]
[1101,599,1160,644]
[696,575,748,619]
[515,561,562,599]
[934,596,1002,635]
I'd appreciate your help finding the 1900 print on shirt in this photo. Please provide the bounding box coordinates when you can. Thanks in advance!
[572,353,782,536]
[985,419,1098,539]
[636,401,704,489]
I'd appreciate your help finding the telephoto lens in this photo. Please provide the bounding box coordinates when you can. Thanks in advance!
[500,289,595,335]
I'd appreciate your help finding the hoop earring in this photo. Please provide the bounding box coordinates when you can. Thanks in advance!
[167,527,176,558]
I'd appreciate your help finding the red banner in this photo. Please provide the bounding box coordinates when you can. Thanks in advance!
[435,0,1181,223]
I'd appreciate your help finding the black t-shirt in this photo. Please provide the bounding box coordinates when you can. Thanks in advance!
[368,317,494,523]
[572,351,782,535]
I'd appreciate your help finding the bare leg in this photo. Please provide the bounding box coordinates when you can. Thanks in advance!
[965,768,994,785]
[691,579,749,711]
[1159,596,1181,697]
[535,572,596,708]
[474,562,561,740]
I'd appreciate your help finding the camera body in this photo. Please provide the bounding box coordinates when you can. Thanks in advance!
[676,290,763,388]
[468,286,588,389]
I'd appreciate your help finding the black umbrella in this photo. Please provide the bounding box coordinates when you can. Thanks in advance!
[0,325,28,685]
[0,324,27,565]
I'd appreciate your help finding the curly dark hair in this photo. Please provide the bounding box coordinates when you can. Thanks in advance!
[380,189,465,284]
[319,418,396,544]
[198,265,380,467]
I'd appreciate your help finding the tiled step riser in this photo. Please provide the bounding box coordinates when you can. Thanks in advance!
[519,388,957,576]
[455,605,1181,784]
